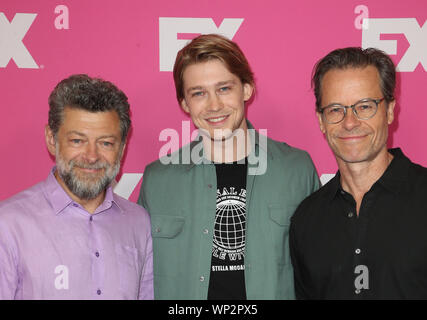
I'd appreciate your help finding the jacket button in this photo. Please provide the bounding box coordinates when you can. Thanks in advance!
[155,228,161,233]
[200,276,205,282]
[208,184,212,188]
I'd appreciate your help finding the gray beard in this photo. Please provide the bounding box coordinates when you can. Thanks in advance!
[55,150,121,200]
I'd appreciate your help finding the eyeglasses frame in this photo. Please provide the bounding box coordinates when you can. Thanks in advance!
[318,97,386,124]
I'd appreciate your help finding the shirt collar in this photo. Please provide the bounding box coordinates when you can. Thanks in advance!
[326,148,411,202]
[42,167,74,215]
[99,186,124,215]
[326,170,341,202]
[185,119,272,170]
[376,148,411,194]
[43,167,123,215]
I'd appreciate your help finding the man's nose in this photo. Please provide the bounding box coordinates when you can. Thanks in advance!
[207,92,224,112]
[342,107,361,131]
[83,143,99,163]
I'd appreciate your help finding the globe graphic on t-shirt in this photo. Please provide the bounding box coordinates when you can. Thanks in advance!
[213,199,246,250]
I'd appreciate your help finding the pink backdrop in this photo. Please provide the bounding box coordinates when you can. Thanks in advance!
[1,0,426,202]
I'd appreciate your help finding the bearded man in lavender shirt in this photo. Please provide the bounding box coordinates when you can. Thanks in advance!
[0,74,153,300]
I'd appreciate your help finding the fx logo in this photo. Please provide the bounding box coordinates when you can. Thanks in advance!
[0,12,38,68]
[159,17,244,71]
[362,18,427,72]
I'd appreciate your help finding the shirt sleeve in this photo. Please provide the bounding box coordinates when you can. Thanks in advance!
[138,225,154,300]
[0,222,20,299]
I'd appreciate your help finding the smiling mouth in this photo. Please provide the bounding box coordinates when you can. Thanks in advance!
[74,166,104,174]
[206,115,229,123]
[339,135,367,141]
[79,167,100,171]
[339,135,366,140]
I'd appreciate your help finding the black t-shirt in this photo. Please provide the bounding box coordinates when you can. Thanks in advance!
[207,159,247,300]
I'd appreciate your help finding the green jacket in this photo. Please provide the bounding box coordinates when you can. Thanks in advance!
[138,124,319,299]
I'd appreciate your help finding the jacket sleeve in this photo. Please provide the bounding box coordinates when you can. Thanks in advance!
[305,151,321,195]
[137,165,152,211]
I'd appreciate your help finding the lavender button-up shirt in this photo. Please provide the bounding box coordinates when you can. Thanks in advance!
[0,168,153,300]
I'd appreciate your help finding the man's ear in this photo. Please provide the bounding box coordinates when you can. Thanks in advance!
[180,98,190,114]
[386,99,396,125]
[119,140,127,161]
[243,82,254,102]
[45,125,57,156]
[316,111,326,134]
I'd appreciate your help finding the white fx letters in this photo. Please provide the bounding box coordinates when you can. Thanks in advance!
[0,13,38,68]
[159,17,244,71]
[362,18,427,72]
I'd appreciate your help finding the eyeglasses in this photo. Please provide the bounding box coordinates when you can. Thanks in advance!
[319,97,385,124]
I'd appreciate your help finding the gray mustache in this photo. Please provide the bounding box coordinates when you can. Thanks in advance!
[70,161,109,170]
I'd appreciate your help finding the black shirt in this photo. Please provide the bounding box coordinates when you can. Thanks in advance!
[208,159,247,300]
[290,148,427,299]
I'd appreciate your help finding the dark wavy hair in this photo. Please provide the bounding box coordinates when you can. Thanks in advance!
[48,74,131,143]
[312,47,396,111]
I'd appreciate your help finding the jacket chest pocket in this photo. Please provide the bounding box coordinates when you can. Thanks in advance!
[268,204,296,266]
[150,214,186,277]
[151,215,185,239]
[151,215,185,238]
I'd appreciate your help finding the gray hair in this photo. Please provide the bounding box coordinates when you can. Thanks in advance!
[48,74,131,142]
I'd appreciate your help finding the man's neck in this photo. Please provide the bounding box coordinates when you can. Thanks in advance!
[54,170,106,214]
[202,129,251,163]
[337,148,393,215]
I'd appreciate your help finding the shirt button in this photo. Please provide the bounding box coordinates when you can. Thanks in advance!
[97,289,102,295]
[348,212,354,218]
[355,289,361,294]
[200,276,205,282]
[95,252,100,257]
[90,216,93,221]
[208,184,212,189]
[355,248,361,254]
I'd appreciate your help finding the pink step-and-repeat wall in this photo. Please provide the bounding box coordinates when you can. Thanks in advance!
[1,0,426,202]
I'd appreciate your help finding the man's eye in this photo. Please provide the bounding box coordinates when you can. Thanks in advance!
[102,141,113,147]
[327,107,343,114]
[71,139,82,144]
[192,91,204,97]
[358,104,373,110]
[219,86,230,92]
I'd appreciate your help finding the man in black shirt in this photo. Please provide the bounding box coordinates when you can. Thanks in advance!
[290,47,427,299]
